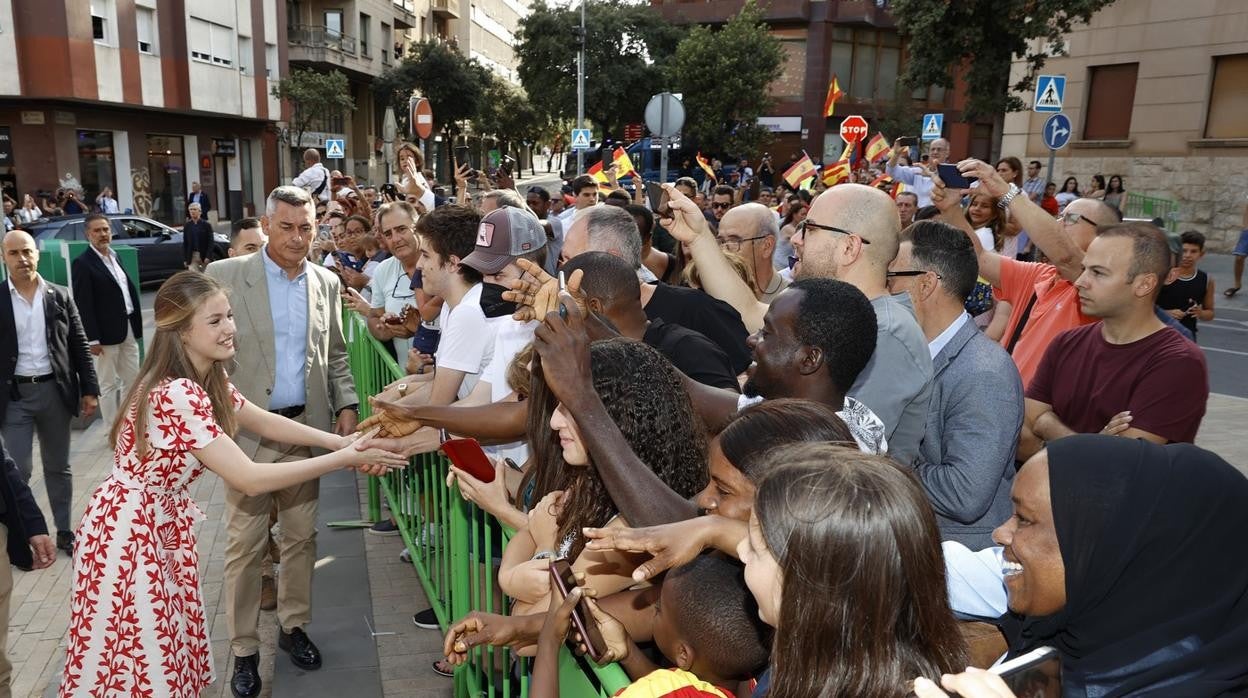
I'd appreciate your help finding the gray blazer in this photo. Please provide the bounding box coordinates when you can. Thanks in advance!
[913,318,1023,550]
[206,251,358,458]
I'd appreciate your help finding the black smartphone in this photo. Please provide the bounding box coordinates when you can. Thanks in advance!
[380,183,399,199]
[897,136,919,147]
[549,558,606,662]
[992,646,1061,697]
[455,146,472,171]
[937,162,978,189]
[645,181,664,211]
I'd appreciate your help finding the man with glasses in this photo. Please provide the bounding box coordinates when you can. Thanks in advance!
[886,137,951,207]
[709,185,736,225]
[343,201,422,359]
[887,221,1022,549]
[663,182,933,467]
[931,159,1121,389]
[716,203,789,302]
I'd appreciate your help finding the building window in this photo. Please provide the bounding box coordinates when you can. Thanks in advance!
[359,13,371,56]
[1205,53,1248,139]
[266,42,278,78]
[145,134,185,224]
[1083,63,1138,140]
[91,0,114,45]
[771,38,806,99]
[382,23,392,65]
[325,10,343,37]
[829,27,927,104]
[238,36,253,75]
[189,17,236,67]
[77,130,116,202]
[137,7,157,54]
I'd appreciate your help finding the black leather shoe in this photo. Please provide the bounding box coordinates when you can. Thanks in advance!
[278,627,323,670]
[230,654,261,698]
[56,530,75,555]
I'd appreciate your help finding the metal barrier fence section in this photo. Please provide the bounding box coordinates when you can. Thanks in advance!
[1122,192,1180,232]
[342,313,630,697]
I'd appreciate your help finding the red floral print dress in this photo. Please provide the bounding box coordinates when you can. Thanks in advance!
[60,378,244,698]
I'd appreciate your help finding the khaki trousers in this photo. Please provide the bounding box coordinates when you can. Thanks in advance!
[223,424,317,657]
[0,525,12,698]
[94,327,141,429]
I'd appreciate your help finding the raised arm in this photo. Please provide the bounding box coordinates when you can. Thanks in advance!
[930,172,1003,287]
[661,183,768,332]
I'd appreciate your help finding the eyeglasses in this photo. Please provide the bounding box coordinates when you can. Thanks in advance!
[392,272,415,300]
[1058,212,1094,226]
[887,269,941,279]
[798,219,871,244]
[717,235,769,253]
[710,202,732,210]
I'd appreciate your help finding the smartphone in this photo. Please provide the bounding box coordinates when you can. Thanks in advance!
[455,145,472,170]
[937,162,978,189]
[440,437,495,483]
[645,181,664,212]
[897,136,919,147]
[991,646,1061,697]
[549,558,606,662]
[380,183,399,199]
[316,223,332,241]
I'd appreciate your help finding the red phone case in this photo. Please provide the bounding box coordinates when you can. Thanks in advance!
[549,559,605,661]
[440,438,495,483]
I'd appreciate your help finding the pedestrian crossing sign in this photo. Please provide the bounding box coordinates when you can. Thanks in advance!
[325,138,345,159]
[921,113,943,140]
[570,128,592,151]
[1033,75,1066,113]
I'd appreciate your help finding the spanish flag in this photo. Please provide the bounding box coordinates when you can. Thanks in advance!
[821,141,854,187]
[698,152,718,183]
[612,147,638,178]
[586,160,609,183]
[864,133,890,163]
[782,151,818,189]
[823,75,844,118]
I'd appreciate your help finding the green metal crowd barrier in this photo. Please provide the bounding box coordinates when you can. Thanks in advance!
[1122,193,1180,232]
[342,313,630,697]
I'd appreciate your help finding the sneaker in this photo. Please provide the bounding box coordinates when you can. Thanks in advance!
[412,607,439,629]
[368,520,400,536]
[56,530,75,556]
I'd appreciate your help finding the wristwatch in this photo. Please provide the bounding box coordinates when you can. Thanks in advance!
[998,183,1022,209]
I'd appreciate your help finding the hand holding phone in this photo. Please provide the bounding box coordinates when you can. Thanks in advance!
[897,136,918,147]
[937,162,978,190]
[991,646,1060,694]
[440,437,495,483]
[549,559,607,662]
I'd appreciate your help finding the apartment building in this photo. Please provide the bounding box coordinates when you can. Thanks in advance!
[0,0,284,224]
[1000,0,1248,251]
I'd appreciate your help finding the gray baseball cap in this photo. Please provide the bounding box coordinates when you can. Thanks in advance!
[461,206,547,274]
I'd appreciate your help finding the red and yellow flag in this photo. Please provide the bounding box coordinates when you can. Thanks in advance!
[782,152,818,189]
[612,147,638,178]
[823,75,844,118]
[586,160,609,183]
[695,152,717,182]
[864,133,889,163]
[821,141,853,186]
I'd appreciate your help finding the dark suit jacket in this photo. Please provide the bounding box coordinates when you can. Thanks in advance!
[71,247,143,345]
[187,190,211,215]
[183,219,215,264]
[1,280,99,419]
[0,439,49,570]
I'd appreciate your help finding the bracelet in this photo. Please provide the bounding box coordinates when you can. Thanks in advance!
[998,183,1022,210]
[532,550,555,561]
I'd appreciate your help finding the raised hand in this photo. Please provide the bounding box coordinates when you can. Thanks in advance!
[444,611,542,666]
[503,258,585,322]
[660,182,711,244]
[582,517,721,582]
[530,292,594,407]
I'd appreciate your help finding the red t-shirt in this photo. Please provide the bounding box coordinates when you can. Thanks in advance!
[994,258,1097,390]
[1027,323,1209,443]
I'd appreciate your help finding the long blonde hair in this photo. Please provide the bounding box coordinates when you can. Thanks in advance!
[110,271,239,454]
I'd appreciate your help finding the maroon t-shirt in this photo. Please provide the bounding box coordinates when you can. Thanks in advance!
[1027,323,1208,443]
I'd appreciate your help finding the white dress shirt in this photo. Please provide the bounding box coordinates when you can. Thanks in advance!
[91,245,135,317]
[927,311,971,360]
[8,277,53,376]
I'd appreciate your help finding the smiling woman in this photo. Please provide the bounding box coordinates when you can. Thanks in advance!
[995,435,1248,695]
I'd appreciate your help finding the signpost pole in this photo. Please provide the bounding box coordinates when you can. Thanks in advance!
[576,0,586,174]
[659,94,669,185]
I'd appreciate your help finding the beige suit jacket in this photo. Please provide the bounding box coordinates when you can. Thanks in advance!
[206,251,358,458]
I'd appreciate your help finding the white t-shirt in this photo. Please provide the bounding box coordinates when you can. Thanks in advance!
[436,283,496,401]
[293,163,331,202]
[368,256,417,355]
[973,227,996,253]
[478,316,539,464]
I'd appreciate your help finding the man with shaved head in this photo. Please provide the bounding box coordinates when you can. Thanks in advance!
[665,182,933,466]
[931,159,1124,390]
[716,203,789,302]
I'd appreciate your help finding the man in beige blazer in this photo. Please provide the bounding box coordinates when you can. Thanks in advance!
[206,185,359,698]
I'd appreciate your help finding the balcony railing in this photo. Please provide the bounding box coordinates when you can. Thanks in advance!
[288,24,358,56]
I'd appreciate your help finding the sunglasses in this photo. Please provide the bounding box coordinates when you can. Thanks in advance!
[710,202,732,210]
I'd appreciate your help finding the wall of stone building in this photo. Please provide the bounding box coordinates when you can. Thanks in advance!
[1042,154,1246,252]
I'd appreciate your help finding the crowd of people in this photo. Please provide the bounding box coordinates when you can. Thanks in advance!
[0,130,1244,698]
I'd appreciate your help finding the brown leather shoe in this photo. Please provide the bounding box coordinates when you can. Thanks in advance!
[260,576,277,612]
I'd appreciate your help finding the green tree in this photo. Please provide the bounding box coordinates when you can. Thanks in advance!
[891,0,1118,118]
[514,0,680,136]
[375,40,489,135]
[667,0,784,157]
[271,68,355,152]
[477,76,544,161]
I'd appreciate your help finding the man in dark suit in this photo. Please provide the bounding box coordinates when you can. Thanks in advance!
[187,180,211,218]
[0,437,56,692]
[183,201,215,271]
[73,214,143,429]
[1,230,98,555]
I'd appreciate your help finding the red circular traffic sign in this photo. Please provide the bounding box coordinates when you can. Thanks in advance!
[412,98,433,140]
[840,115,868,143]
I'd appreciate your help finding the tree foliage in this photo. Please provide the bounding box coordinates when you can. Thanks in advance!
[375,40,489,134]
[891,0,1118,118]
[271,68,355,150]
[478,79,544,156]
[514,0,681,136]
[667,0,784,157]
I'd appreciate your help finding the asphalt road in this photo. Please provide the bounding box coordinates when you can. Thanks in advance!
[1192,253,1248,398]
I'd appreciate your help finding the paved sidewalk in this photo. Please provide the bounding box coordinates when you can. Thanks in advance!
[7,395,1245,696]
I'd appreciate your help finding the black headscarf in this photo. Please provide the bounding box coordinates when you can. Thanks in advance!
[1006,435,1248,696]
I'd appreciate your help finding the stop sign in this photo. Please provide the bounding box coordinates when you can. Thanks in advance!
[840,115,868,143]
[411,97,434,140]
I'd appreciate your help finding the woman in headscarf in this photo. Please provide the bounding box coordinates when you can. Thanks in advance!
[933,435,1248,696]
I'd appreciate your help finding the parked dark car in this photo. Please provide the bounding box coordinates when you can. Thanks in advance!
[20,214,229,286]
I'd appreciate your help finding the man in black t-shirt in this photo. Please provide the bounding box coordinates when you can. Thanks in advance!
[562,252,739,391]
[1158,231,1215,340]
